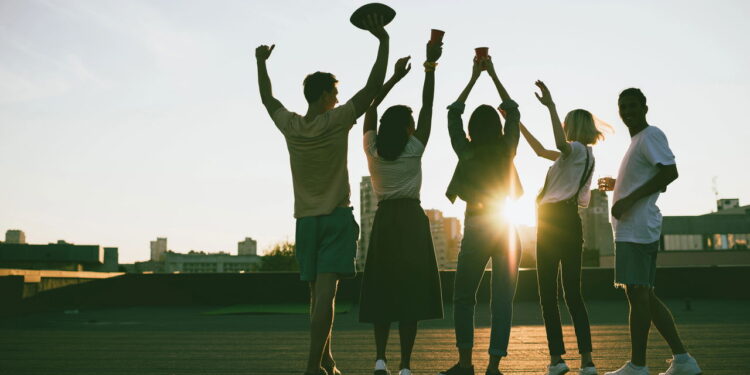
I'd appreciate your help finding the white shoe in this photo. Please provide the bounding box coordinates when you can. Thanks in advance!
[399,369,412,375]
[546,361,570,375]
[374,359,391,375]
[579,365,598,375]
[604,362,649,375]
[658,355,702,375]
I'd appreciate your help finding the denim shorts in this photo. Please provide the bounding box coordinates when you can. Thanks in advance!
[614,241,659,288]
[295,207,359,282]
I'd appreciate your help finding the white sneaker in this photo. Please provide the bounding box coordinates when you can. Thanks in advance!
[399,369,412,375]
[658,355,702,375]
[604,362,649,375]
[374,359,391,375]
[546,362,570,375]
[579,365,598,375]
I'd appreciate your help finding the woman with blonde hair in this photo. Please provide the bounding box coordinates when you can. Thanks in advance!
[519,80,606,375]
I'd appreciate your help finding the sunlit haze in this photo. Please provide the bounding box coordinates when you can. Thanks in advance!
[1,0,749,262]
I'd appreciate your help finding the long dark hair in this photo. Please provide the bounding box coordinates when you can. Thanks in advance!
[376,105,413,161]
[468,104,502,146]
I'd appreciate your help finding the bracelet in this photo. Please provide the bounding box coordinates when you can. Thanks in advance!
[423,61,438,72]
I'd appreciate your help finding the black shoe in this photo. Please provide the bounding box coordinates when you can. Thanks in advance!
[439,363,475,375]
[485,370,503,375]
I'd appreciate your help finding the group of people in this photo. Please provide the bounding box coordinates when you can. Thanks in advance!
[255,15,702,375]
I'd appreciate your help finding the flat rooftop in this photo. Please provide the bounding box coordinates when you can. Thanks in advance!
[2,299,749,374]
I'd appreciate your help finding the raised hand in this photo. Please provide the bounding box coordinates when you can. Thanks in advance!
[471,57,484,79]
[255,44,275,61]
[393,56,412,80]
[534,80,555,107]
[362,14,389,41]
[426,41,443,62]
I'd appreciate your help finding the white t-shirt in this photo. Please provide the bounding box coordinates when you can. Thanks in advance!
[538,141,594,207]
[612,126,676,243]
[363,130,425,202]
[272,100,357,218]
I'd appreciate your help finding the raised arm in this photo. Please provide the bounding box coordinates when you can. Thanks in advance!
[519,121,560,161]
[455,59,482,104]
[413,41,443,146]
[350,15,390,118]
[363,56,412,134]
[486,58,520,154]
[448,60,483,155]
[256,44,284,117]
[534,80,572,157]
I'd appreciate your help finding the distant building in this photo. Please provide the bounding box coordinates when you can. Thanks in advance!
[150,237,167,262]
[424,209,463,270]
[238,237,257,256]
[5,230,26,244]
[443,217,462,268]
[581,189,615,267]
[164,251,261,273]
[0,237,119,272]
[357,177,378,271]
[425,209,449,269]
[655,199,750,267]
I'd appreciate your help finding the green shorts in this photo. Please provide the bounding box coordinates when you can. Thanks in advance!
[614,241,659,288]
[295,207,359,282]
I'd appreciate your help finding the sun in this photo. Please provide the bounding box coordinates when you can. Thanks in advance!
[499,195,537,227]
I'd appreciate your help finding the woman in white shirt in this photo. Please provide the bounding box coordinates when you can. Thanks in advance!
[358,42,443,375]
[520,81,605,375]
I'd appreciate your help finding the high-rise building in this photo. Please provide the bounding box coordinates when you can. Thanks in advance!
[581,189,615,267]
[357,176,378,271]
[443,217,462,267]
[5,230,26,244]
[424,209,448,269]
[150,237,167,262]
[238,237,258,256]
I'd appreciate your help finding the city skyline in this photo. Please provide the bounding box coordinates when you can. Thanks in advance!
[2,1,749,262]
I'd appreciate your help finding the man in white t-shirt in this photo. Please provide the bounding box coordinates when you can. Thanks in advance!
[604,88,701,375]
[255,17,390,375]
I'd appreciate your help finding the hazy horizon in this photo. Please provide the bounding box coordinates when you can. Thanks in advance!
[2,0,749,262]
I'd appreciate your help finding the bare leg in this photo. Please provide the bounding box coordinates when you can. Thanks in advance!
[625,285,652,367]
[306,273,339,374]
[398,320,417,369]
[648,289,687,354]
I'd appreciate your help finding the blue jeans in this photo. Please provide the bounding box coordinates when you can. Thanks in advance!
[453,213,521,357]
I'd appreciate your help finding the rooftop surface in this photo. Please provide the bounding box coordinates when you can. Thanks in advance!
[2,299,749,375]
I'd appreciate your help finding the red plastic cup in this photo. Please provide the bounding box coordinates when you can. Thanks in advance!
[430,29,445,43]
[475,47,489,70]
[475,47,489,58]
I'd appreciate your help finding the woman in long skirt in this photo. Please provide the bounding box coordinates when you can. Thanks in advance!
[359,41,444,375]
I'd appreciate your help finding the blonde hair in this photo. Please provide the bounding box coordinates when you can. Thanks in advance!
[563,109,610,145]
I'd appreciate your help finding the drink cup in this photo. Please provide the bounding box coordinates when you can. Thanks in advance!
[598,176,615,192]
[430,29,445,43]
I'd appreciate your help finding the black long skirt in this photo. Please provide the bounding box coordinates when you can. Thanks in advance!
[358,198,444,323]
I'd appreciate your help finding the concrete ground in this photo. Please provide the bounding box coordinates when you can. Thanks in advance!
[1,299,749,375]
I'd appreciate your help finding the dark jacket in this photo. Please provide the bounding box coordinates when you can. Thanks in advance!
[445,100,523,205]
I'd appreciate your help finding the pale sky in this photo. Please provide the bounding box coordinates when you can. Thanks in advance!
[1,0,749,262]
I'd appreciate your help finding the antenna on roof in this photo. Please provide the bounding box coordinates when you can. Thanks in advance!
[712,176,719,212]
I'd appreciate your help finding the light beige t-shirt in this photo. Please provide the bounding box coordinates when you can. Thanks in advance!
[272,100,357,219]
